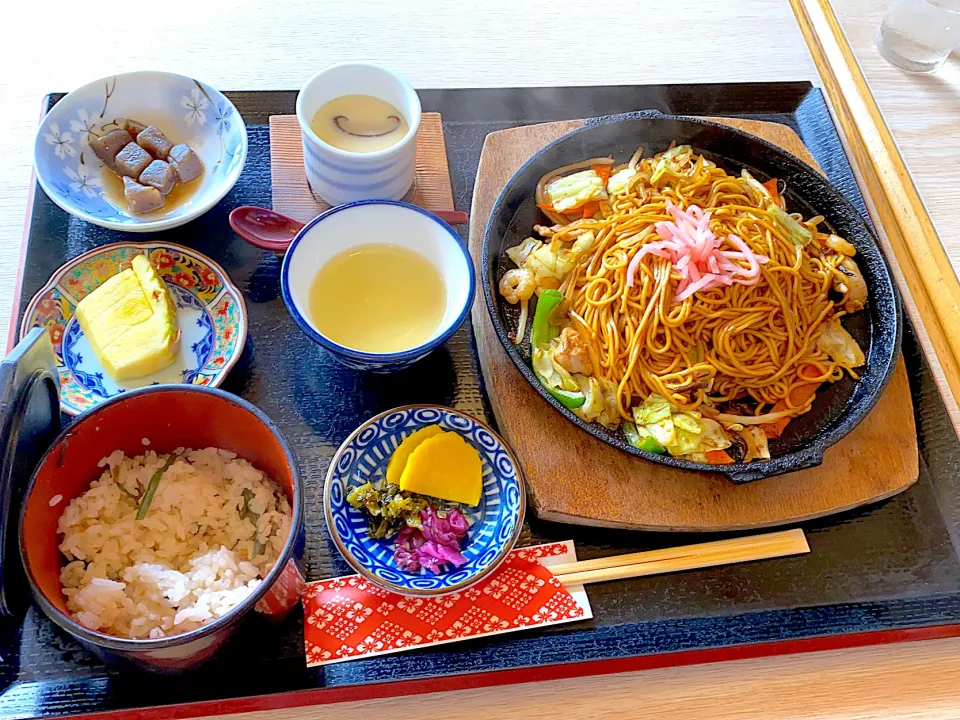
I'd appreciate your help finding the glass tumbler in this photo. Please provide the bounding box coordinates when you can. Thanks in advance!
[876,0,960,73]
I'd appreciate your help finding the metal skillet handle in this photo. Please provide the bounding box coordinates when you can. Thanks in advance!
[726,446,825,485]
[0,328,61,618]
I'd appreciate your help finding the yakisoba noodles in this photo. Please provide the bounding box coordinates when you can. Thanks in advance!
[499,144,867,464]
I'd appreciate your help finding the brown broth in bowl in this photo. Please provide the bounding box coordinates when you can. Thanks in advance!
[100,169,202,218]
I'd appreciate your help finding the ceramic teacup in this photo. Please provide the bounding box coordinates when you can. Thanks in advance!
[279,200,474,372]
[295,64,422,206]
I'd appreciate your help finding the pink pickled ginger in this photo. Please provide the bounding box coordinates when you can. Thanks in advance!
[625,202,769,301]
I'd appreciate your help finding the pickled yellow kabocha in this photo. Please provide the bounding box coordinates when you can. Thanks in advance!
[75,255,181,380]
[385,425,444,485]
[386,424,483,506]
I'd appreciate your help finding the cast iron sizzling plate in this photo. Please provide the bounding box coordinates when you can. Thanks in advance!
[482,112,902,483]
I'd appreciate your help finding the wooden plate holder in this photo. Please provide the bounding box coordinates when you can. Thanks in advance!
[468,117,918,532]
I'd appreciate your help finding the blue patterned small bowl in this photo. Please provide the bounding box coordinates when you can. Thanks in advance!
[34,71,247,232]
[281,200,475,373]
[324,405,526,595]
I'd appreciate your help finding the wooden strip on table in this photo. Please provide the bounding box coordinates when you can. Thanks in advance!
[554,530,809,586]
[791,0,960,427]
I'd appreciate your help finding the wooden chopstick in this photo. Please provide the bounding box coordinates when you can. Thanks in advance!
[551,529,809,586]
[791,0,960,414]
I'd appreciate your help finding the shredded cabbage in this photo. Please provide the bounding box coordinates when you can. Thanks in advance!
[526,244,576,281]
[607,167,637,196]
[646,416,676,449]
[634,394,672,425]
[573,375,619,426]
[545,170,607,212]
[817,318,865,367]
[632,394,733,457]
[575,377,606,423]
[651,145,692,184]
[770,205,813,247]
[533,347,579,393]
[506,237,542,267]
[571,231,597,255]
[673,413,702,434]
[699,418,732,451]
[672,428,702,455]
[741,426,771,461]
[740,169,773,203]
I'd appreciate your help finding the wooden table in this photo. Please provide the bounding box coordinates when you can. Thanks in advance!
[3,0,960,716]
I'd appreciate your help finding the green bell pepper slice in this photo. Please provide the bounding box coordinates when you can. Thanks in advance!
[622,421,667,455]
[530,289,565,348]
[535,378,587,409]
[530,289,585,408]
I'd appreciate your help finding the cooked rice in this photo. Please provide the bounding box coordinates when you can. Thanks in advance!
[57,447,292,639]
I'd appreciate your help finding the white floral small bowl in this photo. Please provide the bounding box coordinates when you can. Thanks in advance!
[34,71,247,232]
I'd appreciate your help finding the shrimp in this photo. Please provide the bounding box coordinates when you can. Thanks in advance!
[499,268,536,304]
[554,327,593,375]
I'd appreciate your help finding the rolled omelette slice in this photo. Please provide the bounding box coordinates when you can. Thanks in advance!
[75,254,181,380]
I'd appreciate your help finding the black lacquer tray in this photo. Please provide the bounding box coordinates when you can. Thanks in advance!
[5,83,960,720]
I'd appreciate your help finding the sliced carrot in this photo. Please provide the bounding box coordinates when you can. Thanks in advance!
[764,366,823,438]
[762,178,781,206]
[537,202,555,214]
[592,164,612,184]
[579,200,600,219]
[764,421,786,439]
[705,449,735,465]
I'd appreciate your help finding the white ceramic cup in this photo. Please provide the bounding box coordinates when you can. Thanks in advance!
[280,200,475,372]
[295,63,422,206]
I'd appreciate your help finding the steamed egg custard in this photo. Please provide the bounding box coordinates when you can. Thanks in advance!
[309,95,410,153]
[307,243,446,353]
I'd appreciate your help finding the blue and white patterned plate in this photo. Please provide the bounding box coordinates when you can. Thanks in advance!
[34,71,247,232]
[19,242,247,416]
[324,405,526,595]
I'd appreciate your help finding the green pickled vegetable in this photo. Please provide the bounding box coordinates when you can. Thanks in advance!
[136,453,179,520]
[346,482,429,539]
[240,488,266,556]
